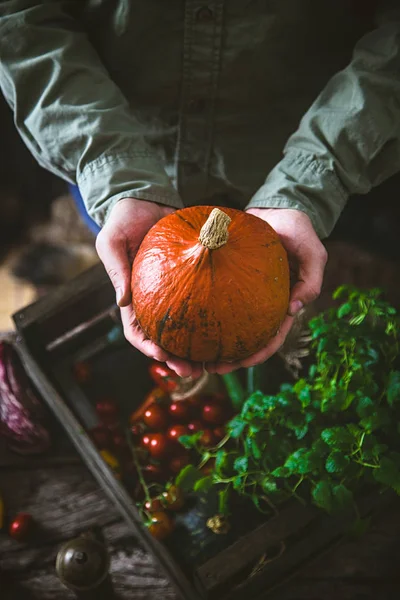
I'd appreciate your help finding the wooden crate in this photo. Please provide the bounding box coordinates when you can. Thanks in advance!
[11,264,395,600]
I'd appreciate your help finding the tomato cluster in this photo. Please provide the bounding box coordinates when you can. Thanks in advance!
[77,360,233,541]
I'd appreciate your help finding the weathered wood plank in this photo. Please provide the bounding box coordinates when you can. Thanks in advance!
[2,458,400,599]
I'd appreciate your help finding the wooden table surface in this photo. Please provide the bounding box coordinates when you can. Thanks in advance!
[1,432,400,600]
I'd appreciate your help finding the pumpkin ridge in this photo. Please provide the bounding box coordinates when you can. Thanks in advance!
[156,307,171,345]
[175,212,196,230]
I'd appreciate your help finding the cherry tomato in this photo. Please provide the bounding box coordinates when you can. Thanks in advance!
[213,426,226,442]
[141,434,152,449]
[148,511,175,540]
[149,362,180,393]
[143,404,169,431]
[129,387,169,424]
[202,403,227,426]
[169,453,191,474]
[200,429,216,448]
[73,361,91,383]
[89,425,112,450]
[148,434,171,459]
[162,485,185,511]
[167,425,189,441]
[187,420,204,433]
[144,498,163,512]
[9,513,33,541]
[95,399,118,422]
[168,402,191,422]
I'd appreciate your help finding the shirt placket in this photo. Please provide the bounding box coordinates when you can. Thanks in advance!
[176,0,224,204]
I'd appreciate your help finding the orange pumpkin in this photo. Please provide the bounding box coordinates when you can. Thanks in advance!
[131,206,290,363]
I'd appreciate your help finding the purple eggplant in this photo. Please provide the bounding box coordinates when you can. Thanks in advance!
[0,341,50,455]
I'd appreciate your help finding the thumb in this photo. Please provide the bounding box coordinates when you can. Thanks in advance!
[288,245,327,316]
[96,232,132,307]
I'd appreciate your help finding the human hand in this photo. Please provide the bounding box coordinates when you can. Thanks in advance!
[96,198,203,377]
[206,208,328,375]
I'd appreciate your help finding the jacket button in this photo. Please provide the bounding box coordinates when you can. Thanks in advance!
[196,6,214,21]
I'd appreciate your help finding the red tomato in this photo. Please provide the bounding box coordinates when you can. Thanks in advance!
[73,361,91,383]
[148,511,175,540]
[169,453,191,474]
[200,429,216,448]
[89,425,112,450]
[141,434,152,449]
[148,434,171,459]
[129,387,169,424]
[202,403,227,426]
[213,426,226,442]
[96,399,118,422]
[187,420,204,433]
[143,404,169,431]
[144,498,163,512]
[167,425,189,441]
[168,402,191,422]
[149,362,180,393]
[162,485,185,511]
[9,513,33,541]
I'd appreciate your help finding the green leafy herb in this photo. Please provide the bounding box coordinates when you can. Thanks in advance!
[174,286,400,519]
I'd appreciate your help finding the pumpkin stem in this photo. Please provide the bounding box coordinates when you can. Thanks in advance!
[199,208,232,250]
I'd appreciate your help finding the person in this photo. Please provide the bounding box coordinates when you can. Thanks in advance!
[0,0,399,378]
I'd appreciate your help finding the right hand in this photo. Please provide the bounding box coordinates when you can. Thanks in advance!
[96,198,173,360]
[96,198,204,379]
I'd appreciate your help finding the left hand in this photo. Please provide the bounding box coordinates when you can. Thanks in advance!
[205,207,328,375]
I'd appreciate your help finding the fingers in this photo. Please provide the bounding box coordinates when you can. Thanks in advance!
[120,305,201,377]
[96,230,132,307]
[288,244,327,316]
[120,305,170,362]
[166,358,204,379]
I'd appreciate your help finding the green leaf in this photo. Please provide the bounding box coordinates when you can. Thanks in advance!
[179,432,203,449]
[284,448,320,475]
[194,476,214,493]
[360,408,390,433]
[226,416,246,438]
[312,480,334,513]
[233,455,248,475]
[387,371,400,407]
[215,451,239,478]
[320,427,354,450]
[232,476,243,491]
[325,450,350,474]
[271,466,291,478]
[356,396,374,419]
[373,457,400,491]
[175,465,203,492]
[218,487,231,515]
[332,484,353,511]
[261,478,278,494]
[250,437,263,460]
[337,302,352,319]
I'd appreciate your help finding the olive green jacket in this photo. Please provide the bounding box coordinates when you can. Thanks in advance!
[0,1,399,238]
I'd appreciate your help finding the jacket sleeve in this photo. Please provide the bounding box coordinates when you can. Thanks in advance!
[0,0,183,226]
[247,4,400,239]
